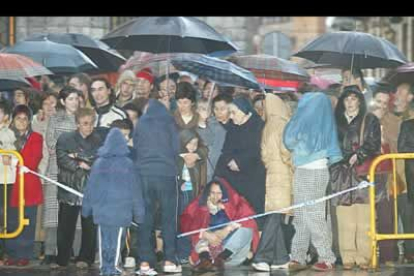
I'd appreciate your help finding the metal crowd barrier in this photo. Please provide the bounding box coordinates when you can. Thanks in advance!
[369,153,414,269]
[0,149,28,239]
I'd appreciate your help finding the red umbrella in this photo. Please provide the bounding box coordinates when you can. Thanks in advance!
[0,53,52,79]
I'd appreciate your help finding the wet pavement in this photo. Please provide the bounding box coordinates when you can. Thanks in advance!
[0,263,413,276]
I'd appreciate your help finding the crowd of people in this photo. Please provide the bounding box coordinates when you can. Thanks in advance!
[0,65,413,276]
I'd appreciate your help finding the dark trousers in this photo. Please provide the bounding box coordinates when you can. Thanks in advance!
[397,193,414,256]
[253,214,290,265]
[98,225,126,276]
[377,198,397,262]
[177,190,194,260]
[138,175,178,267]
[56,202,96,266]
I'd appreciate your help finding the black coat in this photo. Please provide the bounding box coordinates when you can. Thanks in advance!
[215,114,266,216]
[398,119,414,202]
[56,130,103,205]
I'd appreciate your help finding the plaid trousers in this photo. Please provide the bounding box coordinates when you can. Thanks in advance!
[291,167,336,264]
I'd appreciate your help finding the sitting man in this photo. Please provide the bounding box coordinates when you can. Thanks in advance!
[180,177,259,271]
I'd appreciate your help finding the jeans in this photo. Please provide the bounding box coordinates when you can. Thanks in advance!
[137,175,178,267]
[98,225,126,276]
[223,227,253,266]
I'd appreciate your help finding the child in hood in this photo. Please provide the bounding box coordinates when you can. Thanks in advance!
[82,128,144,276]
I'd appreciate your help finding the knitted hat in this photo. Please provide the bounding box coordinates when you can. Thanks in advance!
[136,68,154,84]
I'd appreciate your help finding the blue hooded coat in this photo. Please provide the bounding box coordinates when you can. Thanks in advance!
[82,128,145,227]
[133,99,180,177]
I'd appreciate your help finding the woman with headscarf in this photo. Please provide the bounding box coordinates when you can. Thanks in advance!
[334,85,381,270]
[252,93,293,272]
[3,105,43,266]
[283,92,342,272]
[215,96,266,230]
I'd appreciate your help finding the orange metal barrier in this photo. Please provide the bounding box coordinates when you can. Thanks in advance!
[0,150,28,238]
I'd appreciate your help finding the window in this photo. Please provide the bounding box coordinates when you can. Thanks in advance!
[263,31,292,59]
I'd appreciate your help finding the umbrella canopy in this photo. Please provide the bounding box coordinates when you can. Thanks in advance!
[3,39,98,74]
[122,51,181,75]
[101,17,238,55]
[26,33,126,72]
[0,53,52,79]
[171,54,260,90]
[293,31,407,69]
[0,77,30,91]
[230,54,310,81]
[382,62,414,86]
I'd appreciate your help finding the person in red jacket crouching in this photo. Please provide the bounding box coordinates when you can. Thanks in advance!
[180,177,259,272]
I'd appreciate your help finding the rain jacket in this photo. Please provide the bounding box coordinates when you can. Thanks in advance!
[261,93,293,212]
[82,128,145,226]
[133,99,179,177]
[180,177,259,264]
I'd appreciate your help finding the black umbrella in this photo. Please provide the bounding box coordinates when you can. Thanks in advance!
[0,77,30,91]
[26,33,126,73]
[382,62,414,86]
[293,31,407,69]
[101,17,238,55]
[3,39,98,74]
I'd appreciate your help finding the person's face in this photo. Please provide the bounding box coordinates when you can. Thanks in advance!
[213,100,229,123]
[197,104,210,121]
[186,137,198,153]
[342,70,361,88]
[14,113,29,133]
[229,103,248,125]
[14,90,28,106]
[120,80,135,98]
[43,96,57,117]
[394,83,413,113]
[135,78,152,98]
[77,116,95,138]
[373,92,390,117]
[209,183,223,205]
[344,93,361,114]
[119,128,131,141]
[159,79,177,98]
[126,110,138,126]
[61,92,80,114]
[69,77,88,98]
[91,80,111,107]
[202,83,218,100]
[177,98,193,115]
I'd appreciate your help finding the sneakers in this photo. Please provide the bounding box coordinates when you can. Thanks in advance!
[342,263,354,270]
[270,262,290,270]
[311,262,335,272]
[136,266,158,276]
[163,263,182,273]
[15,259,30,266]
[288,260,308,272]
[76,261,89,269]
[124,257,136,268]
[252,262,270,272]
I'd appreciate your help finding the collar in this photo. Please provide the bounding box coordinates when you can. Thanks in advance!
[95,103,112,115]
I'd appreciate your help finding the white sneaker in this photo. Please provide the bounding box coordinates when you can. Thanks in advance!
[136,266,158,275]
[124,257,136,268]
[252,262,270,272]
[163,263,182,273]
[271,262,290,270]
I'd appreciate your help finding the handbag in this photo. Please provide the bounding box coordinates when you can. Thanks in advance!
[354,115,393,176]
[329,162,360,206]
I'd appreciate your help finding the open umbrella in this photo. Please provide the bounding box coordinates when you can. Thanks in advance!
[293,31,407,69]
[3,39,98,74]
[0,53,52,79]
[26,33,126,73]
[230,54,310,82]
[121,51,181,75]
[0,77,30,91]
[382,62,414,86]
[101,17,238,55]
[171,54,260,90]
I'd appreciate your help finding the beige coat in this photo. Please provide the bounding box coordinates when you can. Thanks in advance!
[261,93,293,213]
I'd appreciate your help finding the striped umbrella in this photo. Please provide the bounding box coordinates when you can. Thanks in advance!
[171,54,260,90]
[0,53,52,79]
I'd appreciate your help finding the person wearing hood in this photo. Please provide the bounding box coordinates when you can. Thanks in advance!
[133,99,181,275]
[82,128,144,276]
[215,96,266,230]
[181,177,260,271]
[284,92,342,272]
[176,128,208,263]
[252,93,293,272]
[334,85,381,270]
